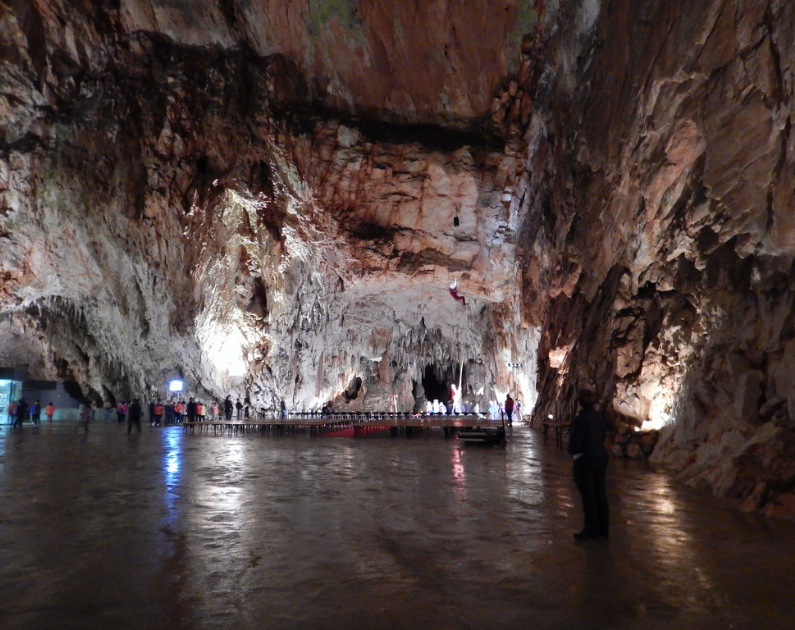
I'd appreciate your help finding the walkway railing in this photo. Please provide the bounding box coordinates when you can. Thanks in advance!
[182,412,504,436]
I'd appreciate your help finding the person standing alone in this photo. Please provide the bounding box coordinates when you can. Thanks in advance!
[127,399,142,434]
[504,394,515,426]
[567,389,610,540]
[76,404,91,433]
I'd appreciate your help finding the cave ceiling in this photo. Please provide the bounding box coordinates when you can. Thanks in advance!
[4,1,795,517]
[0,0,551,411]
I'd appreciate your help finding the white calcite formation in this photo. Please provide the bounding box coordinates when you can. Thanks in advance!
[0,1,537,417]
[2,1,795,519]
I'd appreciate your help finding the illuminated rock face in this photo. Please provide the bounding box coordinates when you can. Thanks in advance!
[0,1,541,414]
[2,1,795,516]
[525,0,795,518]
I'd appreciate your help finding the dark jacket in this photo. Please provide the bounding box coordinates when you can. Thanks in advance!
[567,407,609,461]
[128,400,142,421]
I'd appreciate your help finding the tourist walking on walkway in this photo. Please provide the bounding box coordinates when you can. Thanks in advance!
[127,399,142,434]
[117,401,127,424]
[235,397,243,420]
[7,399,17,425]
[75,404,91,433]
[504,394,515,426]
[568,389,610,540]
[153,401,163,427]
[30,400,41,426]
[45,402,55,424]
[224,395,233,420]
[186,397,197,423]
[13,398,27,428]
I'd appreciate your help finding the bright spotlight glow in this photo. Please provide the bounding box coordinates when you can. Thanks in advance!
[198,321,249,382]
[640,383,677,431]
[168,380,183,392]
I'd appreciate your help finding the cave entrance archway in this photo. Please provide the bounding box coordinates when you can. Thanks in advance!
[422,365,449,404]
[420,364,468,408]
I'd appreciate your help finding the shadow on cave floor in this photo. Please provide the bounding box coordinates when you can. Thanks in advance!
[1,421,794,629]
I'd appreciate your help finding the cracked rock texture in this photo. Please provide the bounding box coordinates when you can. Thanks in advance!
[2,0,795,518]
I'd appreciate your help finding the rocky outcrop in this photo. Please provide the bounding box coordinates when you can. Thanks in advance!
[525,0,795,518]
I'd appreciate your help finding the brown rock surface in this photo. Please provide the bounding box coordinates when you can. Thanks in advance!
[0,1,541,415]
[525,0,795,519]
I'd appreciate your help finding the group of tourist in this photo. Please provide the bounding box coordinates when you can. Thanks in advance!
[420,393,521,425]
[6,399,56,427]
[109,395,248,427]
[6,392,251,434]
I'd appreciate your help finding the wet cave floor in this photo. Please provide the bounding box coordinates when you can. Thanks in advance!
[1,420,794,630]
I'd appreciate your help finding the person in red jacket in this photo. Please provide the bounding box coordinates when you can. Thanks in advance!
[45,402,55,424]
[504,394,515,426]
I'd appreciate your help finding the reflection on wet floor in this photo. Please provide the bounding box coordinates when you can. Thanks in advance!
[1,422,795,629]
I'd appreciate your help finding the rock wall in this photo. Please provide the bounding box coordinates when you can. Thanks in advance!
[0,1,540,413]
[525,0,795,518]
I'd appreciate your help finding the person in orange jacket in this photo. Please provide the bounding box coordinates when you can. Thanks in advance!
[153,401,164,426]
[174,400,184,423]
[45,402,55,424]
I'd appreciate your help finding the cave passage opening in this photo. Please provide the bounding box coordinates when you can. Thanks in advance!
[422,365,449,404]
[421,363,468,408]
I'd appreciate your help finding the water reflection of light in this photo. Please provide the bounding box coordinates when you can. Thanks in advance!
[451,446,466,503]
[640,476,714,590]
[223,437,247,470]
[161,428,183,523]
[207,438,247,514]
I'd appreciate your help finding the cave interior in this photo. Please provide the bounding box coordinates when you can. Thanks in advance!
[2,0,795,517]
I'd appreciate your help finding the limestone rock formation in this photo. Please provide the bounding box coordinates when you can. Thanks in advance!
[2,0,795,518]
[0,0,539,415]
[525,0,795,519]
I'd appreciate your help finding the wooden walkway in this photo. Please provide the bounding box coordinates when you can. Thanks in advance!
[182,413,505,437]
